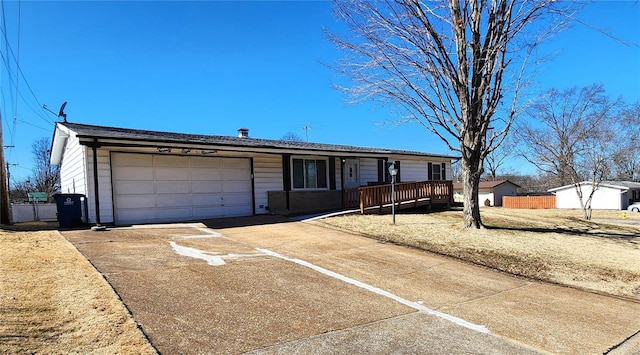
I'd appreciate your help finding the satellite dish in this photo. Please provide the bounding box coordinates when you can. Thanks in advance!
[58,101,67,122]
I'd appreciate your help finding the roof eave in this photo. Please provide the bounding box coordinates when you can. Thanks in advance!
[50,123,70,166]
[72,133,459,160]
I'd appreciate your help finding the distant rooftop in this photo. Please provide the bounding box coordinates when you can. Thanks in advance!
[453,180,521,190]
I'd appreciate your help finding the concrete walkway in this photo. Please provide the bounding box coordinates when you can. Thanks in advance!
[63,216,640,354]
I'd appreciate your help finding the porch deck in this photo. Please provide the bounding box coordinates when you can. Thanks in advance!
[343,180,453,214]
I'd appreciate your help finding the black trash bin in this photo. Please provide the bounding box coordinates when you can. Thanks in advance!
[53,194,87,228]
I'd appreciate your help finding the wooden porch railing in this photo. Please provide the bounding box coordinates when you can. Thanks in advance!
[343,180,453,214]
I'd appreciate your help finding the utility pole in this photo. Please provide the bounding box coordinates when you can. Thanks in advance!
[0,113,11,224]
[6,162,17,192]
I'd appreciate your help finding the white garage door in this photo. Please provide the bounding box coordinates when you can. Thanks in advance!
[112,153,252,225]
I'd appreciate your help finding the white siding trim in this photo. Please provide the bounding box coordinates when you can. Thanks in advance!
[253,154,282,214]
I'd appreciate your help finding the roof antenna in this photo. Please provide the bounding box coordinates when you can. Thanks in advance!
[302,122,312,142]
[43,101,67,122]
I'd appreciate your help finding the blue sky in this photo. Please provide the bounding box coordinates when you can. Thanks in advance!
[1,1,638,182]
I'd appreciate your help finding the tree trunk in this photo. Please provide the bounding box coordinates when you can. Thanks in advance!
[462,158,484,229]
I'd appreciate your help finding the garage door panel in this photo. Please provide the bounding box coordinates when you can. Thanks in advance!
[155,155,190,167]
[114,181,154,195]
[156,181,190,194]
[113,153,252,224]
[224,193,252,205]
[157,194,192,207]
[192,181,222,193]
[190,156,221,168]
[117,209,156,224]
[191,168,222,181]
[155,167,189,181]
[116,166,154,180]
[157,207,192,220]
[223,158,250,169]
[117,195,156,209]
[192,193,223,207]
[192,207,224,218]
[223,169,250,180]
[112,153,153,167]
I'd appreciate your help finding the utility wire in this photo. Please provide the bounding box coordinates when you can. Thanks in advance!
[0,6,53,127]
[16,118,50,132]
[12,0,21,145]
[0,0,13,143]
[1,0,15,122]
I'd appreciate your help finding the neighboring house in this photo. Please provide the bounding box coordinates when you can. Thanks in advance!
[50,122,455,225]
[548,181,640,210]
[453,180,520,207]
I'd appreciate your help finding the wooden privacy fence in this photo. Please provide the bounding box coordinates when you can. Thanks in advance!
[503,195,556,209]
[344,180,453,214]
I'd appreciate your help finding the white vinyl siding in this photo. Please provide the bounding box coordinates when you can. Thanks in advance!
[59,131,87,195]
[400,160,429,182]
[360,158,379,185]
[253,154,282,214]
[555,184,624,210]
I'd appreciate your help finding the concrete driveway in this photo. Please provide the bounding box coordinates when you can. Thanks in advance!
[63,216,640,354]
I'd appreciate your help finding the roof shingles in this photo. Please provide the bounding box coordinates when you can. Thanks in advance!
[60,122,457,158]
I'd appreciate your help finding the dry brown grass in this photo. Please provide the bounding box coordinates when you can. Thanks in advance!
[0,226,156,354]
[312,208,640,298]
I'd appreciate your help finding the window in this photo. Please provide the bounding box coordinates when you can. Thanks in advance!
[292,158,327,189]
[428,162,446,180]
[432,164,441,180]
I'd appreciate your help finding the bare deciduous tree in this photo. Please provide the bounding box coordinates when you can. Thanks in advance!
[611,103,640,181]
[281,132,305,142]
[484,137,514,181]
[330,0,573,228]
[515,84,622,219]
[31,137,61,202]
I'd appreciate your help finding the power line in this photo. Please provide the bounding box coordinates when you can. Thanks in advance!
[12,0,21,145]
[1,0,16,121]
[0,2,53,127]
[16,118,50,132]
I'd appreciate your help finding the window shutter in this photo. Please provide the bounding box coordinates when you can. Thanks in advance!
[395,161,401,182]
[378,159,384,182]
[282,154,291,191]
[316,160,328,188]
[329,157,336,190]
[442,162,446,180]
[428,162,433,180]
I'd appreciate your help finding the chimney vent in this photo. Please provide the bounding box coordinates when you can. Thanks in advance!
[237,128,249,138]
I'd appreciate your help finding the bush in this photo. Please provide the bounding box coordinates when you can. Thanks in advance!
[484,198,491,207]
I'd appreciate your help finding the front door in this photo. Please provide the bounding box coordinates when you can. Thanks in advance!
[344,159,360,189]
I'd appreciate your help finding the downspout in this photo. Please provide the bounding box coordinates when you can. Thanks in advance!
[91,138,101,226]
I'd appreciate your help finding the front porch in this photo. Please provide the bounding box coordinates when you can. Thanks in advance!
[343,180,453,214]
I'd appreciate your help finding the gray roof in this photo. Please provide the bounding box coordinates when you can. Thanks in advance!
[601,181,640,189]
[548,180,640,192]
[59,122,458,159]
